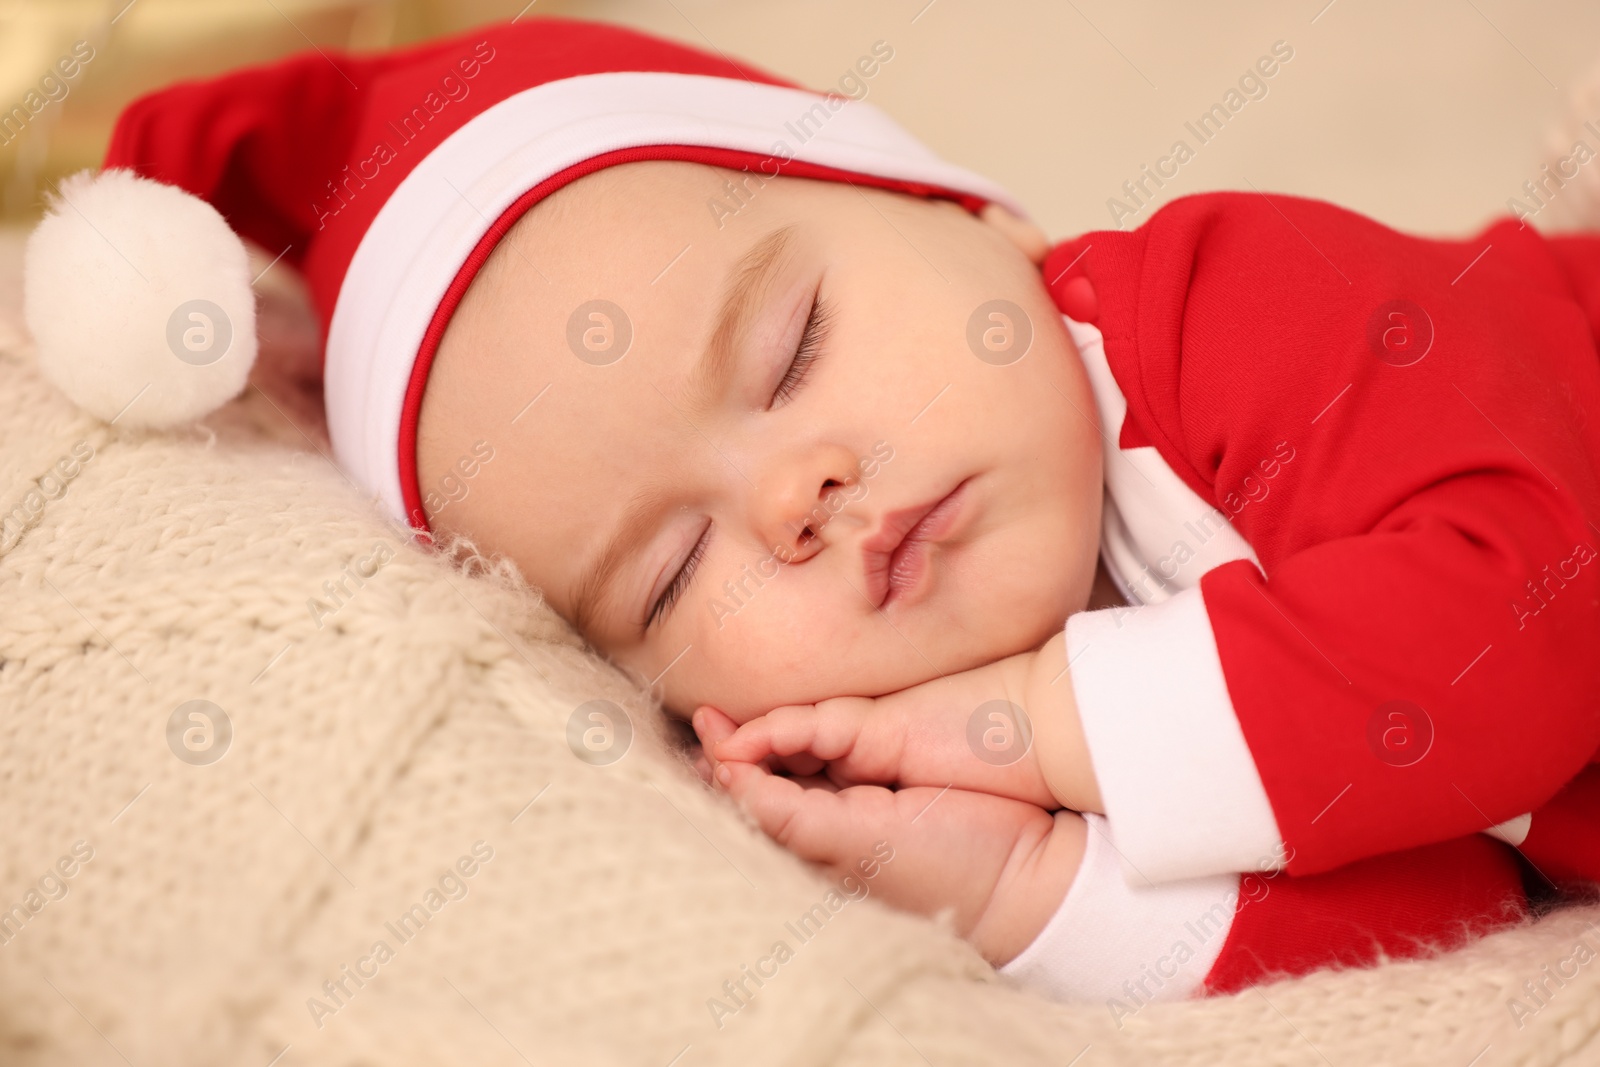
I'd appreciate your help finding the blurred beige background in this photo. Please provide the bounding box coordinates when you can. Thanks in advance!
[3,0,1600,239]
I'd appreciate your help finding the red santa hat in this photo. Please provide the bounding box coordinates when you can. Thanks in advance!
[22,17,1024,531]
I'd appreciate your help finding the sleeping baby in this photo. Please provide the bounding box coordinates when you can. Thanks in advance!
[417,155,1600,1001]
[27,16,1600,1008]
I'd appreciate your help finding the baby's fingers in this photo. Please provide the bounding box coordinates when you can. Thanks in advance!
[694,708,828,782]
[692,706,739,749]
[691,706,738,778]
[714,700,870,767]
[769,751,828,778]
[717,760,878,865]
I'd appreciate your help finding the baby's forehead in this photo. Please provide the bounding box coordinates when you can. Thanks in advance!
[465,165,819,368]
[474,166,737,326]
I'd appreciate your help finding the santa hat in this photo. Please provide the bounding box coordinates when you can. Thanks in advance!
[23,17,1024,531]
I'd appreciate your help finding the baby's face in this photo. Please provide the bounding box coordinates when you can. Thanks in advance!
[418,161,1103,722]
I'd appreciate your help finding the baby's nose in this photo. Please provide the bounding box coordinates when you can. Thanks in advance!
[754,479,858,564]
[750,444,863,561]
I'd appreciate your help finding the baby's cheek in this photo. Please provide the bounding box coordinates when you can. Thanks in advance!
[675,582,830,715]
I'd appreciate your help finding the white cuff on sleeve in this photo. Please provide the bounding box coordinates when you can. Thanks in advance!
[999,813,1239,1004]
[1485,813,1532,846]
[1068,587,1286,883]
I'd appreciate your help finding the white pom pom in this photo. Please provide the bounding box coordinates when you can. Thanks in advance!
[23,169,257,428]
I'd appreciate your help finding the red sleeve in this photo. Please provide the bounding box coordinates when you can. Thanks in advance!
[1048,193,1600,877]
[1521,764,1600,890]
[1544,231,1600,343]
[1203,834,1527,995]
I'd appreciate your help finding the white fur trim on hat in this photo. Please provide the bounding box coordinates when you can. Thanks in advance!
[24,168,258,429]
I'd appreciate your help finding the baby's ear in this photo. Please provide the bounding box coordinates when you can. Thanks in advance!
[979,201,1050,265]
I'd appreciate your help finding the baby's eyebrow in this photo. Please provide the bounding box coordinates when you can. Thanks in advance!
[679,223,798,419]
[570,224,799,634]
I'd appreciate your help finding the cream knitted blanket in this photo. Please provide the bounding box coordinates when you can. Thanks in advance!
[1,229,1597,1067]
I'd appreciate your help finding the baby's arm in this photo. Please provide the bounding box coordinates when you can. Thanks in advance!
[702,637,1101,816]
[1039,197,1600,886]
[700,671,1540,1002]
[695,707,1086,966]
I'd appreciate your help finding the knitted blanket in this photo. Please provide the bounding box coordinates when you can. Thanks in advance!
[1,227,1597,1067]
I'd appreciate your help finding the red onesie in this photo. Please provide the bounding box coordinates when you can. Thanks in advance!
[999,192,1600,1010]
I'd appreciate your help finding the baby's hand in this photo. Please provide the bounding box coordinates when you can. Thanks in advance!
[694,707,1087,966]
[706,691,1058,808]
[700,642,1101,814]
